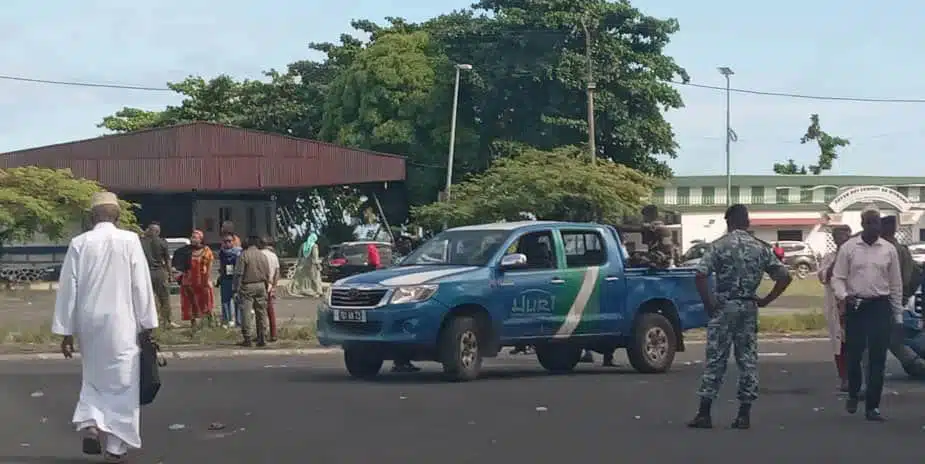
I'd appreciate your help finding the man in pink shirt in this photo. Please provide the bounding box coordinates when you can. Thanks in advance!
[830,209,902,421]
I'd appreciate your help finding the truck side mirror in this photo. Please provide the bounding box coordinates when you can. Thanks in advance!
[499,253,528,271]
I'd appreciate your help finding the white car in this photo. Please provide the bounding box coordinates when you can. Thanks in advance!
[909,243,925,265]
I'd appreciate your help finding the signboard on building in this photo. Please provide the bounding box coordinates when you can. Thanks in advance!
[828,185,912,213]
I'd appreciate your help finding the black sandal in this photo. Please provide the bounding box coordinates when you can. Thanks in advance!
[81,428,101,455]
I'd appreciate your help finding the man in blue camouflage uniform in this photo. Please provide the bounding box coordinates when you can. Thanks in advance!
[687,204,792,429]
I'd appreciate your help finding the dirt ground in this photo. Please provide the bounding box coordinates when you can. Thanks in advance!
[0,289,321,331]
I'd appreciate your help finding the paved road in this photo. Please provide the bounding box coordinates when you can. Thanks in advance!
[1,340,923,463]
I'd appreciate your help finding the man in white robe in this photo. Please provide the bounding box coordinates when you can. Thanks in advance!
[52,192,158,462]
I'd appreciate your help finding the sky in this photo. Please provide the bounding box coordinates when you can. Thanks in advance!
[2,0,925,177]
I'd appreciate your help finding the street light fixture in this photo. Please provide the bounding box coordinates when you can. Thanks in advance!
[444,64,473,203]
[717,66,734,206]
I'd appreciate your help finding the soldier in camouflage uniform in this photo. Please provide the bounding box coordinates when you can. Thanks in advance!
[687,204,792,429]
[626,205,677,269]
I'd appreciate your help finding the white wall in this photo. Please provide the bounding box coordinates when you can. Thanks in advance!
[680,210,826,253]
[193,199,276,244]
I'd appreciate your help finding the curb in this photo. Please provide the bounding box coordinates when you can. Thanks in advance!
[0,337,831,362]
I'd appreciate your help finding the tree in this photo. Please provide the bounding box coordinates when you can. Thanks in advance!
[773,114,850,175]
[0,167,139,255]
[411,145,658,229]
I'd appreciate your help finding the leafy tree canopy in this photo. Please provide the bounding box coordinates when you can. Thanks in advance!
[773,114,850,175]
[0,167,139,253]
[411,145,659,229]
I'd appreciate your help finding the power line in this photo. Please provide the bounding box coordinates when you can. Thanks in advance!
[672,81,925,103]
[0,74,172,91]
[3,71,925,104]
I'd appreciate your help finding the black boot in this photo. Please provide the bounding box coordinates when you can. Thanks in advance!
[687,398,713,428]
[731,403,751,429]
[237,337,252,347]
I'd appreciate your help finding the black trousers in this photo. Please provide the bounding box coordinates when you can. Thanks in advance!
[844,296,892,408]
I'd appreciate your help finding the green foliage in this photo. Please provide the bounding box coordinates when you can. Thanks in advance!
[411,146,659,229]
[773,114,850,175]
[95,1,688,230]
[0,167,139,252]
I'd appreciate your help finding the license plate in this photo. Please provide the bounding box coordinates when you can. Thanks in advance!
[333,310,366,322]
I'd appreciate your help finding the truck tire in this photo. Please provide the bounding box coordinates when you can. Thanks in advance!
[439,315,483,382]
[626,313,677,373]
[344,346,384,380]
[535,344,582,374]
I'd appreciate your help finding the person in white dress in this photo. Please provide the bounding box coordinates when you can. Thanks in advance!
[819,225,852,391]
[52,192,158,462]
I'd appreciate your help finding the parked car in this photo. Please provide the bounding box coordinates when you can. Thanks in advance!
[317,221,710,381]
[770,241,818,279]
[679,241,710,267]
[908,243,925,265]
[321,241,395,283]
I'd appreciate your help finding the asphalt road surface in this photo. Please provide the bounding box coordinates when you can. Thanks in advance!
[1,340,924,463]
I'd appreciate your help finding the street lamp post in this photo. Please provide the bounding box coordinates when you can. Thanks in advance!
[444,64,473,202]
[717,66,734,206]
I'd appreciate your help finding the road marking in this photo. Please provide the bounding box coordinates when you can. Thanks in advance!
[554,266,600,338]
[758,352,788,357]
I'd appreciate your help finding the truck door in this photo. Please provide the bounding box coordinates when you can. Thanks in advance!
[553,228,622,337]
[496,229,564,341]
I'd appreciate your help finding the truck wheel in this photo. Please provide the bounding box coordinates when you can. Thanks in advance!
[535,344,582,374]
[795,263,811,279]
[626,313,677,373]
[344,347,384,380]
[439,315,483,382]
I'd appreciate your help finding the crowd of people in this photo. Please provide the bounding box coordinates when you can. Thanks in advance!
[688,204,916,428]
[138,220,291,347]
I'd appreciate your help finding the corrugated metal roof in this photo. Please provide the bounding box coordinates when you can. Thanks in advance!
[0,122,406,192]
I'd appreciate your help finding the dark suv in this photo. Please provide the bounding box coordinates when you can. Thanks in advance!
[321,241,395,283]
[771,240,818,279]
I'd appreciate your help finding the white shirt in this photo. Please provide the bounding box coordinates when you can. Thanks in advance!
[261,248,280,284]
[830,235,903,313]
[52,222,158,450]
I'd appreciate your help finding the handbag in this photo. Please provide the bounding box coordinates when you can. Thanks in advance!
[139,332,167,406]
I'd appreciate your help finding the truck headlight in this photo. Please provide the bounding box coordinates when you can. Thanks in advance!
[389,285,438,304]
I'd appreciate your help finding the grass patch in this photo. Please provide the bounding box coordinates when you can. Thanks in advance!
[0,318,317,353]
[758,278,824,298]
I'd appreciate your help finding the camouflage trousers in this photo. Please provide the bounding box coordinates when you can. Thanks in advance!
[697,300,759,403]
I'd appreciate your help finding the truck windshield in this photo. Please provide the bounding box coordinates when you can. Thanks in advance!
[401,230,511,266]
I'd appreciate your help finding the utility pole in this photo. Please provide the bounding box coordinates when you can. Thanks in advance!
[581,17,596,165]
[444,63,473,202]
[718,66,735,206]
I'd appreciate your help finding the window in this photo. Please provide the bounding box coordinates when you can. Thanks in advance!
[776,230,804,242]
[751,186,765,204]
[510,230,557,270]
[729,186,740,204]
[919,228,925,242]
[561,230,608,267]
[800,186,813,203]
[676,187,690,206]
[218,207,232,223]
[246,207,257,236]
[652,188,665,204]
[898,186,910,198]
[823,187,837,202]
[776,188,790,204]
[701,186,715,205]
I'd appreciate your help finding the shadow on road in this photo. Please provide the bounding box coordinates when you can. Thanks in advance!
[288,364,679,385]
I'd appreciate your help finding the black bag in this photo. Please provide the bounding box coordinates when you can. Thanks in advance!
[139,332,166,406]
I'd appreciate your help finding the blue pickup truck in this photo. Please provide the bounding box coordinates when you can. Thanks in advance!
[317,221,709,381]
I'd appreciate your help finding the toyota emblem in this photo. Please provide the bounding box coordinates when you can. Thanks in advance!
[348,288,360,299]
